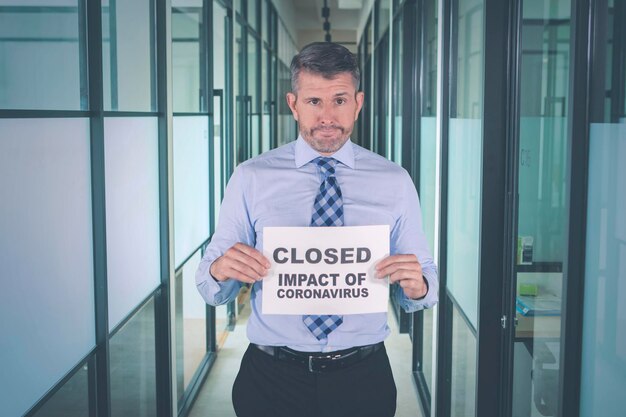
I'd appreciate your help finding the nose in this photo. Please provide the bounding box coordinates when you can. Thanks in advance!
[318,103,334,125]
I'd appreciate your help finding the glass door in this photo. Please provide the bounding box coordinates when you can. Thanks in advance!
[509,1,572,416]
[580,0,626,415]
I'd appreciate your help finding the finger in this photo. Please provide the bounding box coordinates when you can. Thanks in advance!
[387,268,421,284]
[225,247,269,276]
[375,254,419,271]
[233,243,271,268]
[223,264,259,284]
[225,259,266,281]
[376,261,422,278]
[398,279,427,299]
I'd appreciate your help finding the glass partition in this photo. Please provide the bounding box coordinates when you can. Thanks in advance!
[0,118,95,417]
[248,34,261,157]
[511,1,571,416]
[391,13,403,164]
[104,117,161,329]
[102,0,156,111]
[172,2,203,113]
[419,0,438,398]
[580,0,626,415]
[376,0,391,42]
[175,251,207,401]
[109,298,157,417]
[31,363,90,417]
[173,116,210,268]
[0,1,85,110]
[446,0,484,413]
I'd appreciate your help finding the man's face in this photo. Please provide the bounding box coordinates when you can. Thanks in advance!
[286,71,364,156]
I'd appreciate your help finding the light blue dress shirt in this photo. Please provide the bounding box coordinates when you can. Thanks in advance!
[196,136,438,352]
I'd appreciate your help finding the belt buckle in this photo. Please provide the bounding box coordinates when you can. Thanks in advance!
[308,354,332,373]
[308,353,341,373]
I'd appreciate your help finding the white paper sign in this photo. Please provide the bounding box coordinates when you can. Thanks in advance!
[262,225,390,315]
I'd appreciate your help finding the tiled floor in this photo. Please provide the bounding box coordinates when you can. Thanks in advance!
[188,304,424,417]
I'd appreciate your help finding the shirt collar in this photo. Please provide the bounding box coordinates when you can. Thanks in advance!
[294,135,355,169]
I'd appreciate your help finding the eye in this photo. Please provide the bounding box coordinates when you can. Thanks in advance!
[308,99,320,105]
[335,98,346,105]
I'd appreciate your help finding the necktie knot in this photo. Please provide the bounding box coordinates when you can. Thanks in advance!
[315,157,336,178]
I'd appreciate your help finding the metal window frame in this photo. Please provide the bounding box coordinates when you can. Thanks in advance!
[433,0,452,415]
[474,0,514,415]
[558,0,593,416]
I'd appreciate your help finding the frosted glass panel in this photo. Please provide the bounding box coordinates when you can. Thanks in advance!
[447,118,482,327]
[518,117,568,262]
[0,118,95,417]
[173,116,210,268]
[581,123,626,417]
[105,117,160,329]
[0,1,84,110]
[420,117,437,252]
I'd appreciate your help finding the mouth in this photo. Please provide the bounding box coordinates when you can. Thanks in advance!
[312,126,343,135]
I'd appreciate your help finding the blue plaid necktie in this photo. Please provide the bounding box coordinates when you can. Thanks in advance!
[303,157,344,340]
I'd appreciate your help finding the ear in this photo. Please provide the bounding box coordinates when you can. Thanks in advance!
[354,91,365,120]
[286,92,299,121]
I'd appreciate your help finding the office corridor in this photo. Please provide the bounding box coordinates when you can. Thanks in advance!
[1,0,625,417]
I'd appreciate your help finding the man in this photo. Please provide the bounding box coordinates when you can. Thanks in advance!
[196,42,438,417]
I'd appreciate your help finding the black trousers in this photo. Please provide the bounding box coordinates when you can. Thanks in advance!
[232,344,397,417]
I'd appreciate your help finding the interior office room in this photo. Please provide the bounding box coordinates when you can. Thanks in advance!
[0,0,624,416]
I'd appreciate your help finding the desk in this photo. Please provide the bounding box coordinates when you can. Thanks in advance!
[515,313,561,340]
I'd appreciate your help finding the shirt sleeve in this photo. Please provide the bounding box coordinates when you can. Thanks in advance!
[195,164,256,306]
[390,169,439,313]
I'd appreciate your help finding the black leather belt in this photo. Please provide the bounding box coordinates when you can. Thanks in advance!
[252,342,384,373]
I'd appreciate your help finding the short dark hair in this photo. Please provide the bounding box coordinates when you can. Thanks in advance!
[290,42,360,93]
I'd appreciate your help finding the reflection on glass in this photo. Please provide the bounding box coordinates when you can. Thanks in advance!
[31,363,90,417]
[447,0,483,414]
[422,308,434,393]
[110,298,156,417]
[102,0,155,111]
[216,303,230,350]
[580,0,626,415]
[172,4,203,113]
[512,1,571,416]
[175,251,207,402]
[451,305,477,416]
[0,1,85,110]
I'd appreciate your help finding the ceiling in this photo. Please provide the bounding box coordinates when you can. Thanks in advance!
[290,0,363,31]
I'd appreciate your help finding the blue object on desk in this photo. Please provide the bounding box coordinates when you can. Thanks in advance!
[516,294,561,316]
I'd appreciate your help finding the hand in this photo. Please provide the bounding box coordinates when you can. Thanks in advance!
[375,254,427,300]
[210,243,271,284]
